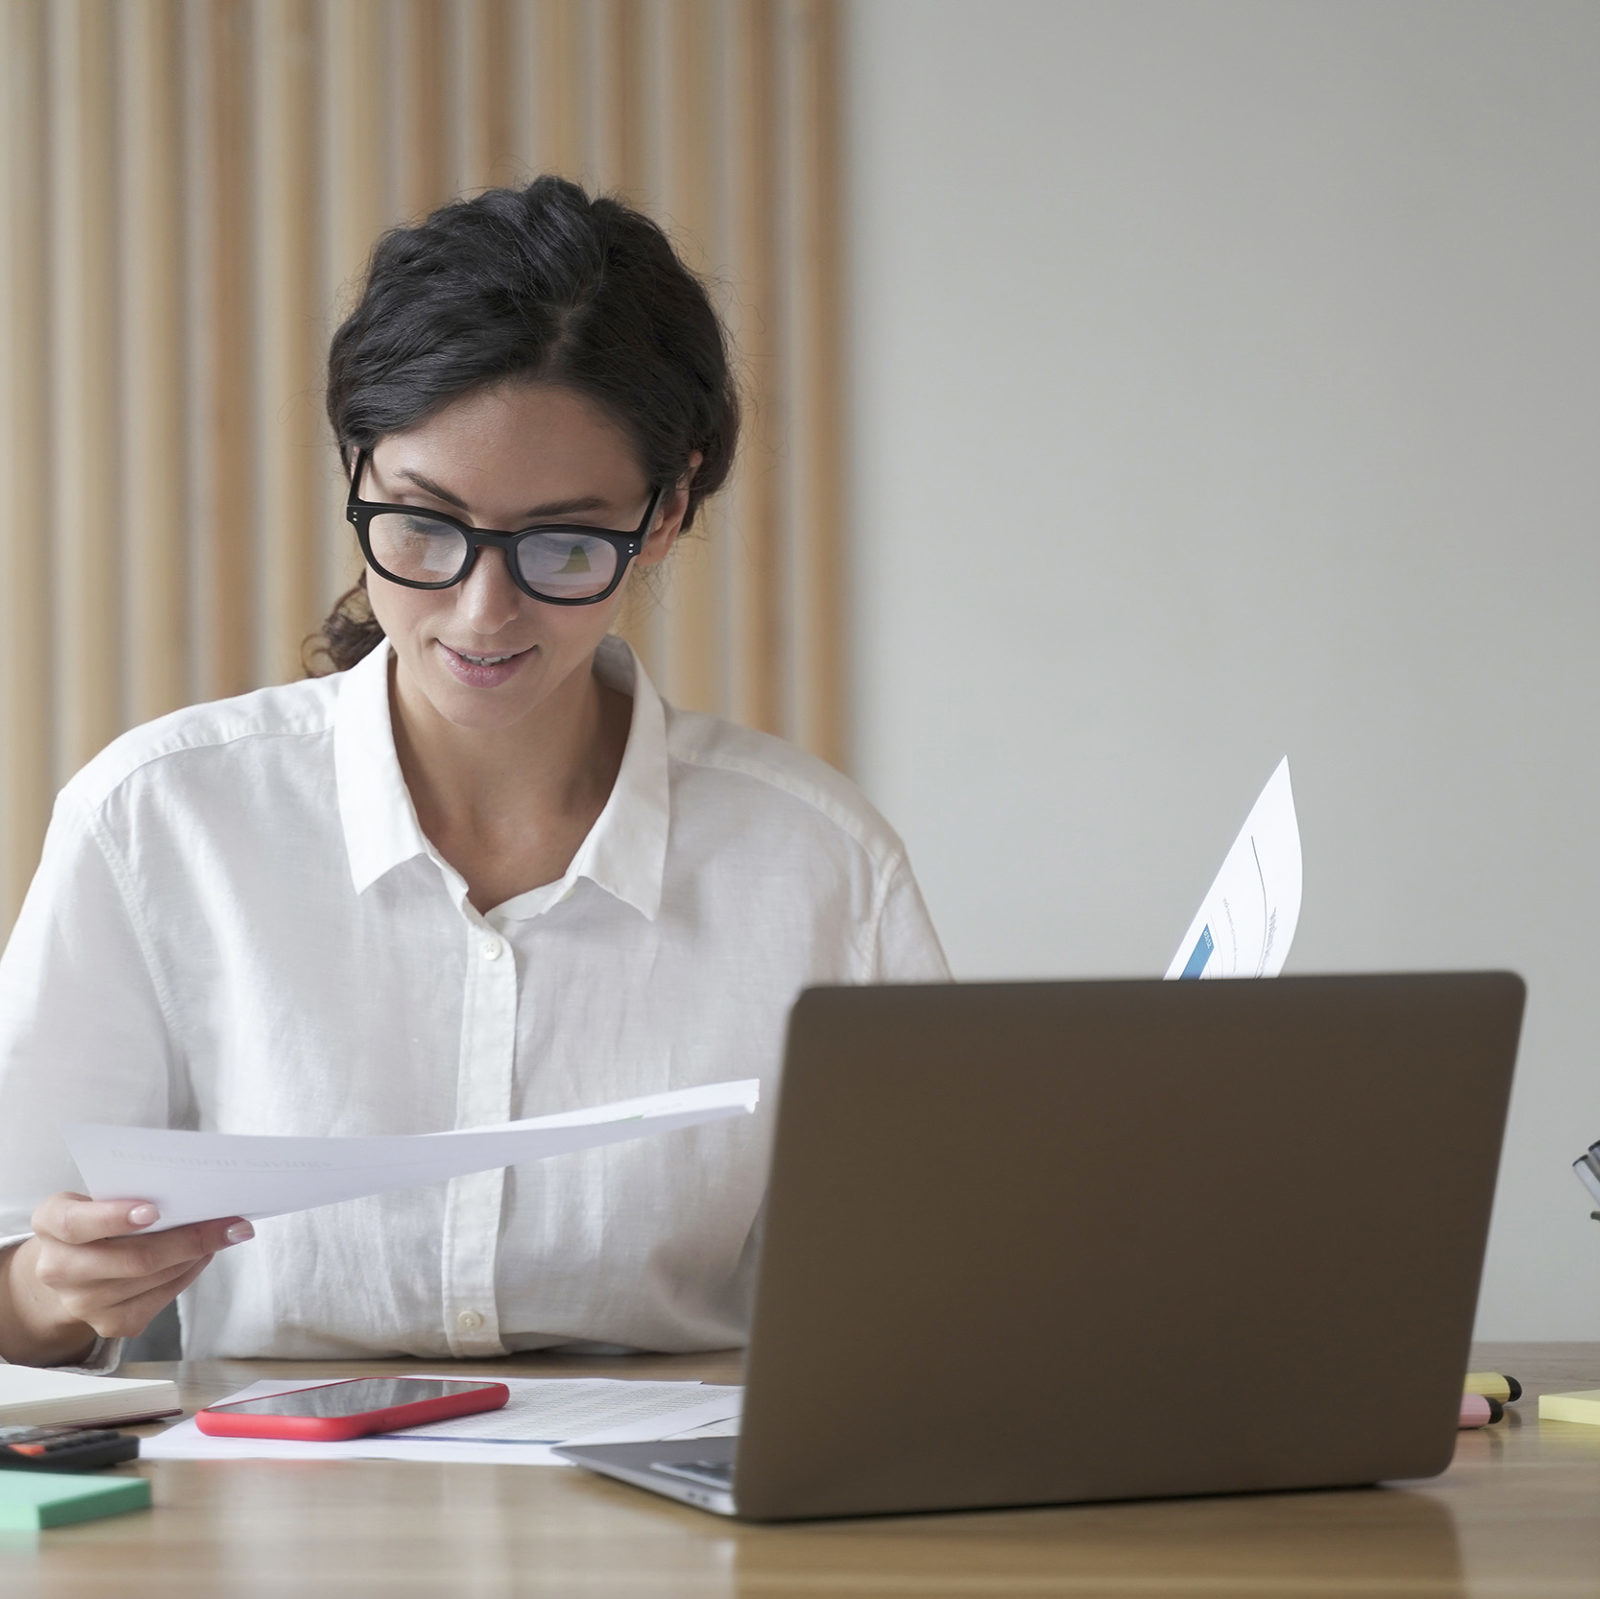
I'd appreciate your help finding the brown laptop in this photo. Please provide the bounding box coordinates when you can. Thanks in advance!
[558,973,1524,1520]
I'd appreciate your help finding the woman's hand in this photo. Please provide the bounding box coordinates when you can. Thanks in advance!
[0,1193,252,1366]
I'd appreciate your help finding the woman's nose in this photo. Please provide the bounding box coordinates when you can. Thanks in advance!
[455,548,524,634]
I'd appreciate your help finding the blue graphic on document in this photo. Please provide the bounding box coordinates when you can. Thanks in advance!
[1179,925,1214,980]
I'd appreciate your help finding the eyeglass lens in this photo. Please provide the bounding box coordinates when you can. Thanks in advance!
[365,512,621,599]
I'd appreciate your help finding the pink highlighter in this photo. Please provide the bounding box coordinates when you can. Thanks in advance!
[1458,1392,1504,1429]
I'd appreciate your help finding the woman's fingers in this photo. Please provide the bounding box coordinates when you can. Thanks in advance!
[30,1192,166,1246]
[33,1217,250,1288]
[25,1190,253,1336]
[11,1190,254,1351]
[65,1256,216,1342]
[32,1231,241,1336]
[99,1218,244,1275]
[32,1192,251,1259]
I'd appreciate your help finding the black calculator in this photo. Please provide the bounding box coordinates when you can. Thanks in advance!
[0,1425,140,1471]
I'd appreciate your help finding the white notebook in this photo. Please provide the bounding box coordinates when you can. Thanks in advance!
[0,1365,180,1428]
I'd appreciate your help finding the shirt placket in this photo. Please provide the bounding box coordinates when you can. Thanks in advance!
[440,914,517,1356]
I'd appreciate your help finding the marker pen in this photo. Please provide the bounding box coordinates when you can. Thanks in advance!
[1463,1372,1521,1404]
[1459,1393,1504,1429]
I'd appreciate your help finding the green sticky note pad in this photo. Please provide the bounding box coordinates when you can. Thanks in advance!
[0,1471,150,1530]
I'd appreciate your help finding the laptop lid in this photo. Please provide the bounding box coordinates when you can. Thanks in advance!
[723,972,1522,1521]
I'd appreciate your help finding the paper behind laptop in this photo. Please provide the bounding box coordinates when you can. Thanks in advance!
[1165,757,1300,980]
[66,1079,759,1232]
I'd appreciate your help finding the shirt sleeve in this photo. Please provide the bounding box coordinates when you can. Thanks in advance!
[0,789,181,1242]
[870,855,952,983]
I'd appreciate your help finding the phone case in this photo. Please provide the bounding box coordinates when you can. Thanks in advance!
[194,1379,510,1442]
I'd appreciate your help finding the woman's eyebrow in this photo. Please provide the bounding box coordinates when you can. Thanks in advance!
[394,466,609,521]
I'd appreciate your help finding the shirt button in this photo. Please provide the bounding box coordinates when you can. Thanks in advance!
[481,937,503,960]
[457,1309,484,1332]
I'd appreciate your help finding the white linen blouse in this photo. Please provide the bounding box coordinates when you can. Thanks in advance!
[0,636,948,1362]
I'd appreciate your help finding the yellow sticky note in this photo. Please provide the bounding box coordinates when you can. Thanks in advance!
[1537,1389,1600,1425]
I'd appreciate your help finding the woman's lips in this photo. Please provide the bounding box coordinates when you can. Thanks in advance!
[437,641,534,688]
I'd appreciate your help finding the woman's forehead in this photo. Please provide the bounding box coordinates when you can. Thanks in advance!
[373,381,646,514]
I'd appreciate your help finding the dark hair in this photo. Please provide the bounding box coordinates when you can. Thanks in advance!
[305,175,741,674]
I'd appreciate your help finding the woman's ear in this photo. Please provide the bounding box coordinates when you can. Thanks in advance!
[639,451,704,567]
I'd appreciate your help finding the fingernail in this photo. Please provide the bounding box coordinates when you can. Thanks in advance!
[128,1204,159,1227]
[224,1221,255,1245]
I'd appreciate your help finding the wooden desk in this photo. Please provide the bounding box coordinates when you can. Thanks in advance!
[5,1342,1600,1597]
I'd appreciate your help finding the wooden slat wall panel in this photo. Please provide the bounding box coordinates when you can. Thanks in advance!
[0,0,847,927]
[318,0,387,612]
[122,0,189,726]
[605,0,646,201]
[537,0,583,180]
[660,0,720,717]
[727,0,782,736]
[254,0,322,688]
[0,0,55,905]
[391,0,448,220]
[599,0,662,680]
[49,0,122,776]
[188,0,255,704]
[786,0,844,769]
[455,0,517,194]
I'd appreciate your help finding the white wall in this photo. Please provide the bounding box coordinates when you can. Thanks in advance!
[845,0,1600,1339]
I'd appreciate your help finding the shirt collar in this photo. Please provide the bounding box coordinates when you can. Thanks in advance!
[551,634,669,923]
[334,640,432,895]
[333,635,670,921]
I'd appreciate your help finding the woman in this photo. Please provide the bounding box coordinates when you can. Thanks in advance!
[0,177,947,1370]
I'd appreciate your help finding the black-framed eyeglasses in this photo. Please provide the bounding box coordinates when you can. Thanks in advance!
[345,450,665,606]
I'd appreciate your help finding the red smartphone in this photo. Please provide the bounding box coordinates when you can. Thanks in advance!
[195,1377,510,1441]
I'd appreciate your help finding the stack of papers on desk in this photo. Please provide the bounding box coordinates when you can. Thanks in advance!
[142,1377,742,1466]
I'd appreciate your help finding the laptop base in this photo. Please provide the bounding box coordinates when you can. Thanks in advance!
[557,1439,738,1516]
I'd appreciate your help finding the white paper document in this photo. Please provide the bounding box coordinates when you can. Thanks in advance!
[1165,757,1301,980]
[66,1079,759,1232]
[141,1376,743,1467]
